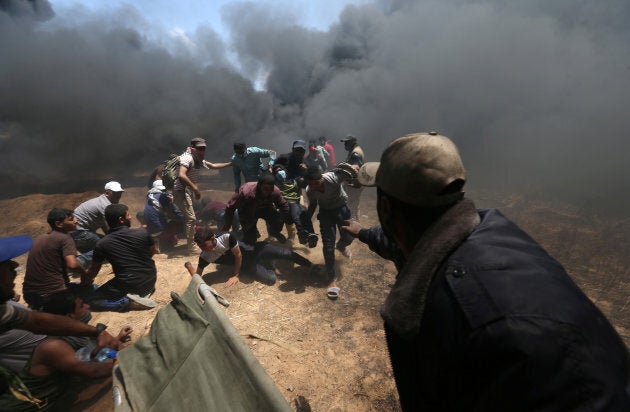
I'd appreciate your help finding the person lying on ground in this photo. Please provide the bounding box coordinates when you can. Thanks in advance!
[184,227,314,287]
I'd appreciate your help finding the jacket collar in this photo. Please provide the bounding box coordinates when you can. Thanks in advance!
[381,198,480,339]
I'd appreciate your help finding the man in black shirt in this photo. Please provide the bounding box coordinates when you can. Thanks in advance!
[84,204,157,311]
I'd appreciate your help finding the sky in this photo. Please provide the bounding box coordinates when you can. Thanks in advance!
[2,0,630,214]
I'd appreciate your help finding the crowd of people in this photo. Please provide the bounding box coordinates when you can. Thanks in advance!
[1,131,629,410]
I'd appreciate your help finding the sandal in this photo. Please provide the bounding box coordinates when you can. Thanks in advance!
[326,287,340,300]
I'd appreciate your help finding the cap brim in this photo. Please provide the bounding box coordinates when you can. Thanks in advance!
[358,162,379,187]
[0,235,33,262]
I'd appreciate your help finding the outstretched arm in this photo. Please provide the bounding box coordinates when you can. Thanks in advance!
[204,160,232,169]
[30,338,113,379]
[20,310,119,350]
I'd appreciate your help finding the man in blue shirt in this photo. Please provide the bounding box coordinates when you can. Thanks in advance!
[231,142,276,191]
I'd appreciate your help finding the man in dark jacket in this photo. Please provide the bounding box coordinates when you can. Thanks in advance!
[344,132,630,411]
[274,139,308,181]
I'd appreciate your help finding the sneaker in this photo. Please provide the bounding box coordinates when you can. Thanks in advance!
[126,294,157,308]
[336,245,352,258]
[307,233,318,248]
[298,231,309,245]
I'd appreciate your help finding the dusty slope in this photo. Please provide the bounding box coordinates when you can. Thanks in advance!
[1,184,628,411]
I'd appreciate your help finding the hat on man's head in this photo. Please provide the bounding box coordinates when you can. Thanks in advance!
[0,235,32,262]
[152,180,166,191]
[357,132,466,207]
[340,135,357,144]
[191,137,206,148]
[292,140,307,150]
[104,181,124,192]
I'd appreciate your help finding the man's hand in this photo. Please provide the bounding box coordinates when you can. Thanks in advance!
[184,261,196,276]
[333,162,359,180]
[341,219,362,238]
[225,275,239,287]
[93,330,120,357]
[193,187,201,200]
[117,326,133,343]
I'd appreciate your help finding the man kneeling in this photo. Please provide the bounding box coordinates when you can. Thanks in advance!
[83,204,157,311]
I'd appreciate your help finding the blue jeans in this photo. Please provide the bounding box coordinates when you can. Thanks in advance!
[71,230,102,268]
[24,283,91,311]
[83,278,153,312]
[216,209,242,238]
[317,205,354,279]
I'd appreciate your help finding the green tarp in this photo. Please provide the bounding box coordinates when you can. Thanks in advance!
[112,275,291,412]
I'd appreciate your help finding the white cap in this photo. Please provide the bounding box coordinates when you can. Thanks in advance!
[104,181,124,192]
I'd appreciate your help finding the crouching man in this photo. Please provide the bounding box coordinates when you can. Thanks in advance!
[83,204,157,311]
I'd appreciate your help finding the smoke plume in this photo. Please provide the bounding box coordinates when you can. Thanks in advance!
[2,0,630,214]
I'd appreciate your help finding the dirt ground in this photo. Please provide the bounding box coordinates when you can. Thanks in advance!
[1,180,628,411]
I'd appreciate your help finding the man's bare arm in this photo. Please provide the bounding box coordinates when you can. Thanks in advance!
[30,338,113,379]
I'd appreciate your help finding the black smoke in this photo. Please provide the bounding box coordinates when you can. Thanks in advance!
[2,0,630,214]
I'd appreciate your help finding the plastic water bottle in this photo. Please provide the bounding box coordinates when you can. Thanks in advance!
[95,347,118,362]
[76,344,117,362]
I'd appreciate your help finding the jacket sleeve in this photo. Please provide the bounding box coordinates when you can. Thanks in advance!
[222,192,240,230]
[358,226,400,264]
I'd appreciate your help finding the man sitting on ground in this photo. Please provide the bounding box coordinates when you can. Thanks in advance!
[23,208,88,310]
[184,227,314,286]
[71,181,125,268]
[0,295,131,411]
[83,204,157,311]
[0,235,121,410]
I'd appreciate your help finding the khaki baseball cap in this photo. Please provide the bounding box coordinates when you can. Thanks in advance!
[357,132,466,207]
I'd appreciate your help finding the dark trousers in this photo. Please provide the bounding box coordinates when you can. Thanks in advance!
[288,202,314,234]
[317,204,354,278]
[242,209,285,245]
